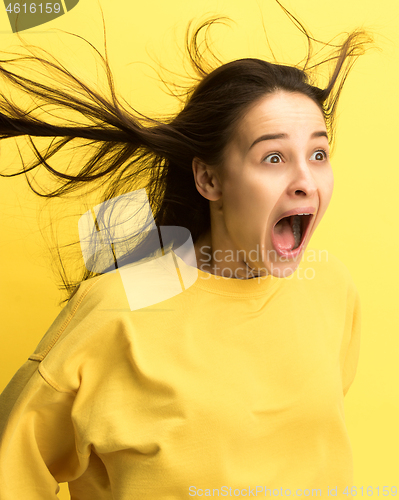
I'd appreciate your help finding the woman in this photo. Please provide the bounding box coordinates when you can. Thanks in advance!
[0,3,372,499]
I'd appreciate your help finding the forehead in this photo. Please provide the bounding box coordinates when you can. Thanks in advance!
[233,91,327,152]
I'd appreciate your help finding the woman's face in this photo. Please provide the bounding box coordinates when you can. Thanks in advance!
[193,90,334,278]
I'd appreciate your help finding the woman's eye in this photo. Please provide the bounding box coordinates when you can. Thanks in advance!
[263,153,282,164]
[310,150,327,161]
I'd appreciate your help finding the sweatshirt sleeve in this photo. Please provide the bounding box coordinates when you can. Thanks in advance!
[0,280,100,500]
[342,283,362,397]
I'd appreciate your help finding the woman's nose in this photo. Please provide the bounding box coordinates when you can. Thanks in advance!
[288,161,317,198]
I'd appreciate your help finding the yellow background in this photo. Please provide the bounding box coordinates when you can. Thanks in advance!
[0,0,397,497]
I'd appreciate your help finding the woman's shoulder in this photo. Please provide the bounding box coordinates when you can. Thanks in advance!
[26,269,136,392]
[68,270,129,310]
[29,271,130,362]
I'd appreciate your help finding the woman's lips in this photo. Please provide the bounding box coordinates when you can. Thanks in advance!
[270,210,315,259]
[273,206,316,225]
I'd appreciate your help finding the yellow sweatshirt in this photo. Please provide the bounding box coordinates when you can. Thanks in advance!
[0,248,361,499]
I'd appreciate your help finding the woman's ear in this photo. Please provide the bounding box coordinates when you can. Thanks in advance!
[192,157,222,201]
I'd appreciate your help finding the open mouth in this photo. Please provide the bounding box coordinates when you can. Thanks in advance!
[272,213,313,255]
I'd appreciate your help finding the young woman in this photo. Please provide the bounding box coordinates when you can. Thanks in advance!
[0,4,372,499]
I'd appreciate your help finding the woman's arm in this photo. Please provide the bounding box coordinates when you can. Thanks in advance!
[0,357,88,499]
[342,284,362,397]
[0,278,105,499]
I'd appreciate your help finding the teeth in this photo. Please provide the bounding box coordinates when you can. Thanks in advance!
[292,215,301,249]
[297,212,310,215]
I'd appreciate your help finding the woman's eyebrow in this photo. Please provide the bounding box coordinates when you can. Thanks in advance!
[248,130,328,152]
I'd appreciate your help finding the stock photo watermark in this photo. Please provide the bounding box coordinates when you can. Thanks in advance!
[78,189,330,310]
[188,485,398,497]
[196,244,328,281]
[3,0,79,32]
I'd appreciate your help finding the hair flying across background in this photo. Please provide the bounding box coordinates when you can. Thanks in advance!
[0,0,375,303]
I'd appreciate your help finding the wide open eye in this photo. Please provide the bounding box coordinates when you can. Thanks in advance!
[310,150,328,161]
[263,153,283,164]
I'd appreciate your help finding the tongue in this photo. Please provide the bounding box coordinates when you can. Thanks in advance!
[273,217,295,251]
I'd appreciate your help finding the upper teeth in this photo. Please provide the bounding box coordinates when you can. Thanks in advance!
[297,213,311,215]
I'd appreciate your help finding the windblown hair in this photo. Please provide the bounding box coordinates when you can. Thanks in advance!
[0,1,373,303]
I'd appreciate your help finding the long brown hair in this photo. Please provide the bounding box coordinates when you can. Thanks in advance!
[0,1,374,303]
